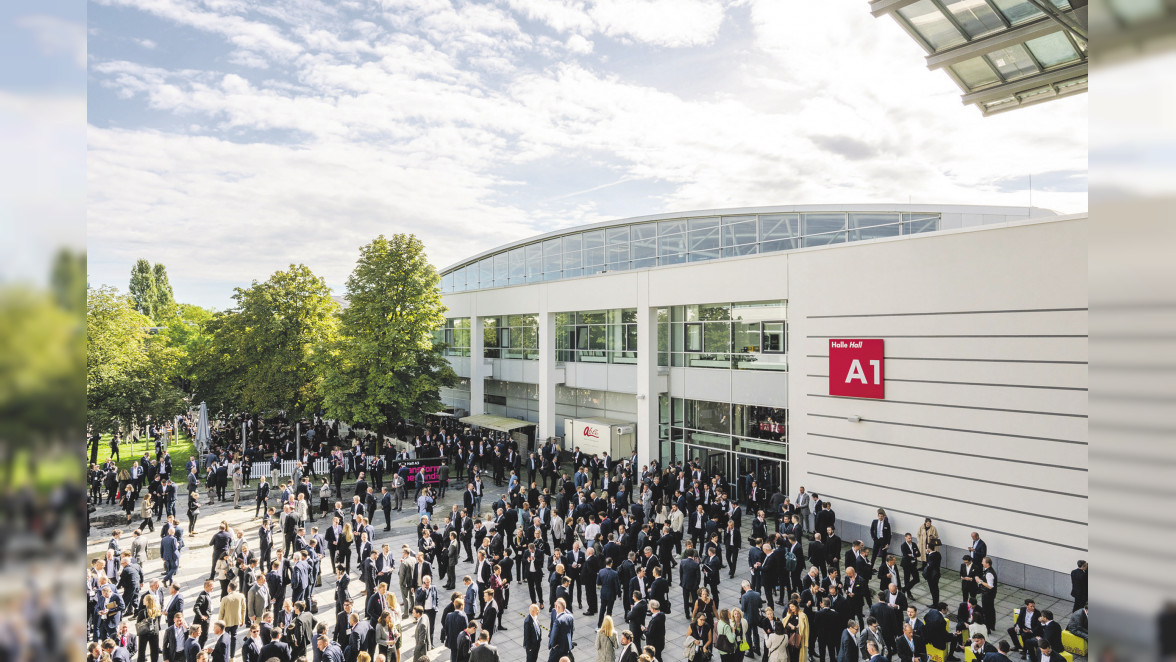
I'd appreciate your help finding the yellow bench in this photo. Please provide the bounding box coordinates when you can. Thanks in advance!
[1063,630,1087,656]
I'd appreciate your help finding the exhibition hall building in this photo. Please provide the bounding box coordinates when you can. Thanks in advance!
[433,203,1087,598]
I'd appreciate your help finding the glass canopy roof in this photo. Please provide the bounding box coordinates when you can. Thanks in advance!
[871,0,1088,115]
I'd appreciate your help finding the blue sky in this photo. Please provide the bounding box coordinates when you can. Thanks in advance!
[0,0,87,285]
[85,0,1088,310]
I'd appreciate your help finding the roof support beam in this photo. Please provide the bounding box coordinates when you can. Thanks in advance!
[926,17,1071,69]
[961,61,1086,105]
[1024,0,1088,40]
[869,0,922,18]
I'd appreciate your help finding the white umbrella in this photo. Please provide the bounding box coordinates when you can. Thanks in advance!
[196,401,211,454]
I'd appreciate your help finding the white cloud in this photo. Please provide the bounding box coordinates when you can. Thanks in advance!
[87,0,1087,307]
[17,15,87,68]
[591,0,725,47]
[565,33,593,54]
[0,92,86,284]
[92,0,303,63]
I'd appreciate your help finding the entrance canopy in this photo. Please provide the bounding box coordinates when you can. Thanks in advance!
[459,414,535,433]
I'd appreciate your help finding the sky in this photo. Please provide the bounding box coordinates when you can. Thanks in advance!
[0,0,87,286]
[85,0,1089,310]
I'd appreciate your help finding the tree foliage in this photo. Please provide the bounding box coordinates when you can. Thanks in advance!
[0,286,84,449]
[318,234,457,433]
[128,258,177,324]
[86,285,185,434]
[190,264,339,417]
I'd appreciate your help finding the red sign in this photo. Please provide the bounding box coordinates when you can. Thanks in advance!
[829,339,884,399]
[582,426,600,439]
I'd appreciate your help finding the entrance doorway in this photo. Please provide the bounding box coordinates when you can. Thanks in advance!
[662,440,788,502]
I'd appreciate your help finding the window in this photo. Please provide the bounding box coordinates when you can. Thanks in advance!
[762,321,785,353]
[685,323,703,352]
[555,308,639,364]
[898,0,967,50]
[444,211,944,292]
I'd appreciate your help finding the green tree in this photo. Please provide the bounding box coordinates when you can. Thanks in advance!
[86,285,185,434]
[50,248,87,314]
[153,262,176,321]
[128,259,158,322]
[0,287,83,452]
[194,264,339,417]
[318,234,457,434]
[159,302,215,393]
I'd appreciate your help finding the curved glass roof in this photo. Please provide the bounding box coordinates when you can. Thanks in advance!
[439,204,1045,294]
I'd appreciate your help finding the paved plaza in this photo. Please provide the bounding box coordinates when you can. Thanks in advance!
[87,466,1086,662]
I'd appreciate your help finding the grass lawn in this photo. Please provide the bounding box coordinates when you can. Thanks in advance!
[4,449,85,494]
[90,430,198,471]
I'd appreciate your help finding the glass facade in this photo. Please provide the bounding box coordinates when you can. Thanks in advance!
[440,211,940,293]
[659,395,790,498]
[432,317,471,357]
[483,314,539,360]
[555,309,638,364]
[439,377,471,415]
[659,301,788,371]
[484,379,539,422]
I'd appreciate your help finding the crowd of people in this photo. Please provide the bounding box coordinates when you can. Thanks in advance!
[85,415,1089,662]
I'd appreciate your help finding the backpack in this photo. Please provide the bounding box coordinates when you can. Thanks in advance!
[785,549,798,572]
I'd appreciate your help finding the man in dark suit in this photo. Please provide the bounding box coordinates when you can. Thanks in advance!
[1070,561,1088,613]
[101,640,133,662]
[843,567,866,628]
[209,524,232,580]
[1008,600,1042,655]
[347,613,373,662]
[740,581,763,656]
[444,599,470,651]
[258,626,292,662]
[480,589,499,642]
[582,548,603,615]
[959,555,979,603]
[923,603,955,661]
[597,558,622,627]
[470,630,500,662]
[1037,610,1063,657]
[967,533,987,569]
[162,612,187,662]
[523,603,543,662]
[679,552,700,612]
[723,521,742,578]
[333,600,354,645]
[454,620,476,662]
[869,592,900,649]
[869,512,891,570]
[208,621,231,662]
[983,640,1015,662]
[619,630,640,662]
[160,532,181,587]
[645,600,666,661]
[967,634,998,660]
[810,532,828,578]
[183,625,203,662]
[626,593,649,649]
[815,598,842,662]
[838,621,860,662]
[894,623,924,662]
[703,547,723,607]
[314,634,346,662]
